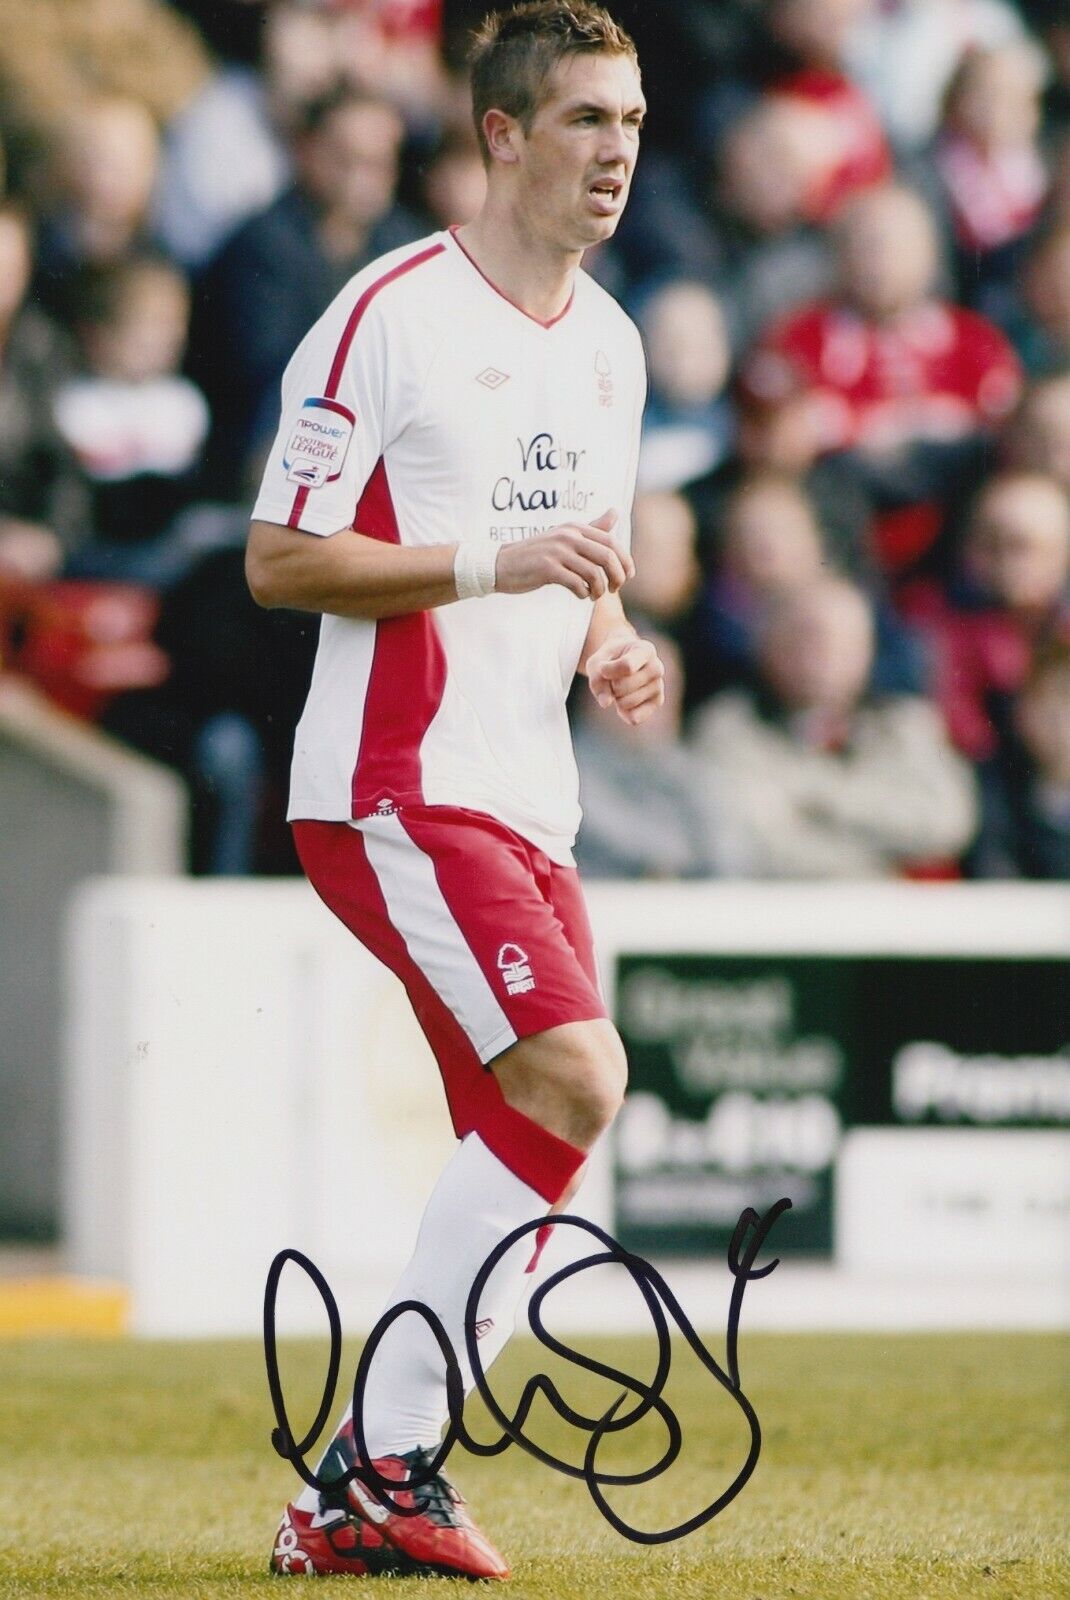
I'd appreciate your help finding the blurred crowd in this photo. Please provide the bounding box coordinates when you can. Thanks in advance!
[0,0,1067,881]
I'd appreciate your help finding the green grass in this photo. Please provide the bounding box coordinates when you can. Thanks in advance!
[0,1332,1067,1599]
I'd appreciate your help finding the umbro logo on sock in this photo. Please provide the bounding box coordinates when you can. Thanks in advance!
[473,1317,494,1339]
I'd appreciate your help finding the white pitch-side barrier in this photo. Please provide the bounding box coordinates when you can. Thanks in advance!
[63,880,1070,1336]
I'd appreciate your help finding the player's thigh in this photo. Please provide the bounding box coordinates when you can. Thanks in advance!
[387,805,608,1050]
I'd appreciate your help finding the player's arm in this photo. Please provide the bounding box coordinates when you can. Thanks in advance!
[577,589,636,674]
[246,509,635,621]
[580,590,665,726]
[246,519,461,620]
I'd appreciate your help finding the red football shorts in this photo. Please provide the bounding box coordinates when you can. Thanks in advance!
[292,806,607,1138]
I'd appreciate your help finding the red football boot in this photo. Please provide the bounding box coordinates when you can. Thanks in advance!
[338,1444,509,1580]
[269,1502,412,1577]
[274,1424,510,1580]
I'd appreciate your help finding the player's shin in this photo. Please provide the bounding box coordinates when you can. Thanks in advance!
[295,1117,584,1509]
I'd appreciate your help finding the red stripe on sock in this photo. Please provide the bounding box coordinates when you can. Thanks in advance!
[525,1223,555,1274]
[476,1100,585,1205]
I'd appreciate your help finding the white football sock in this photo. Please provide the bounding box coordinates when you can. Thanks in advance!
[296,1132,549,1510]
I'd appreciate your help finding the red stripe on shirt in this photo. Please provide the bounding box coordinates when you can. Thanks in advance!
[286,240,447,529]
[287,485,310,528]
[325,241,446,400]
[350,457,447,811]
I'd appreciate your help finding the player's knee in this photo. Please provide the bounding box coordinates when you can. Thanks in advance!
[568,1034,627,1143]
[495,1020,627,1150]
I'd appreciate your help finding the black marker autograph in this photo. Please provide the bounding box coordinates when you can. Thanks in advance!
[263,1198,791,1545]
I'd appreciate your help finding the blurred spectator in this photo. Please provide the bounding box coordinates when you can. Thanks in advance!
[330,0,449,132]
[152,3,299,271]
[691,576,977,877]
[746,183,1022,458]
[900,471,1070,759]
[971,640,1070,879]
[0,202,83,580]
[686,377,874,583]
[573,632,737,879]
[743,183,1022,572]
[843,0,1027,154]
[189,86,420,501]
[637,281,733,491]
[420,127,486,229]
[1013,221,1070,375]
[0,0,209,143]
[625,491,701,628]
[686,470,828,700]
[156,0,448,271]
[711,101,836,348]
[35,96,161,323]
[929,44,1049,314]
[54,257,209,578]
[1003,370,1070,491]
[761,0,893,224]
[683,467,925,708]
[721,470,827,591]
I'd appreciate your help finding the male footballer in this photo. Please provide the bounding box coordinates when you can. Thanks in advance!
[246,1,662,1578]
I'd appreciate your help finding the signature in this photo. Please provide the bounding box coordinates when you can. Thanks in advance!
[263,1198,791,1545]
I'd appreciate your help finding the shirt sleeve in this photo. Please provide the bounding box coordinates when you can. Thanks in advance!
[251,296,390,537]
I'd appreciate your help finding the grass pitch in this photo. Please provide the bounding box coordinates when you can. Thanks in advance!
[0,1331,1066,1600]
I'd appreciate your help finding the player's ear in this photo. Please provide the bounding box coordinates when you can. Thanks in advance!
[482,108,522,166]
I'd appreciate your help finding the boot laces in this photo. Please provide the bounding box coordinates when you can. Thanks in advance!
[404,1447,462,1527]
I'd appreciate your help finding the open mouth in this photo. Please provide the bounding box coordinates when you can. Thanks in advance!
[588,178,624,210]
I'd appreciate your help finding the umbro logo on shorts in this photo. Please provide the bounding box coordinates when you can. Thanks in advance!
[497,943,535,996]
[476,367,510,389]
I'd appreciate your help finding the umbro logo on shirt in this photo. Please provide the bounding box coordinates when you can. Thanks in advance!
[476,367,510,390]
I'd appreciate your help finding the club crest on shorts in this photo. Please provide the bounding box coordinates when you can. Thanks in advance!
[497,943,535,996]
[284,396,356,488]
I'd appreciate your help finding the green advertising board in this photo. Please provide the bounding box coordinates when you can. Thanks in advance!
[612,953,1070,1257]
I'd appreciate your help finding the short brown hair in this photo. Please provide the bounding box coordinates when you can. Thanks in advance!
[469,2,637,163]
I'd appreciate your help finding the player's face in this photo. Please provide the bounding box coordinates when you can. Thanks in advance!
[516,51,645,251]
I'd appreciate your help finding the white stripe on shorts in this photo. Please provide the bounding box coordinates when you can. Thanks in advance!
[355,813,517,1064]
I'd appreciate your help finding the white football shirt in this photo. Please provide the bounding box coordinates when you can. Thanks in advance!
[253,227,647,864]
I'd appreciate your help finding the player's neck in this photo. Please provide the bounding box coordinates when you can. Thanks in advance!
[455,206,581,325]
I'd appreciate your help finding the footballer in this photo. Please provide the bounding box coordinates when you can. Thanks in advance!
[246,0,661,1578]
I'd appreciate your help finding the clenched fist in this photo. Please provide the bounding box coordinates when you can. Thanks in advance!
[587,631,665,726]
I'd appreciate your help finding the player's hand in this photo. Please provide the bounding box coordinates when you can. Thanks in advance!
[587,632,665,726]
[494,509,635,600]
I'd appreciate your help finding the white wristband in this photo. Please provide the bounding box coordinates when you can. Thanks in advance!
[454,541,499,601]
